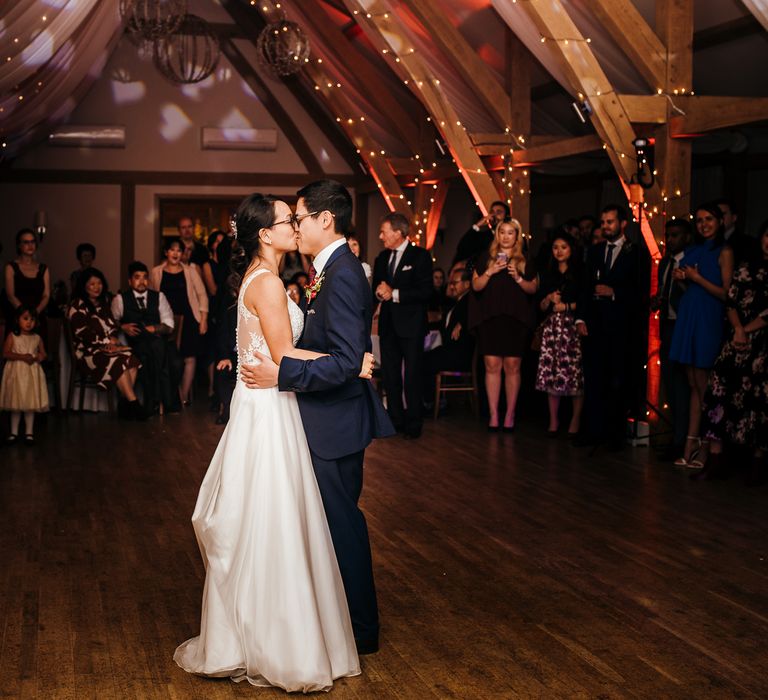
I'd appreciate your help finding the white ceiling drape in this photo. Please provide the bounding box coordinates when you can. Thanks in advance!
[0,1,123,159]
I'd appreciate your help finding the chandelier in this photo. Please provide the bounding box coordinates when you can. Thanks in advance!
[154,14,221,84]
[120,0,187,42]
[256,20,311,79]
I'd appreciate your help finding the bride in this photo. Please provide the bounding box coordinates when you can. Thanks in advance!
[174,193,372,692]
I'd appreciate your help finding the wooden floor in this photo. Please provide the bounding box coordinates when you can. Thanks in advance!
[1,404,767,699]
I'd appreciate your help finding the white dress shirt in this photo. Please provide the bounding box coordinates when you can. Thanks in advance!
[111,290,175,330]
[604,235,626,269]
[311,237,349,276]
[388,238,410,303]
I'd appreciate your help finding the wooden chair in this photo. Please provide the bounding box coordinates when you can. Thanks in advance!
[433,351,478,420]
[63,316,115,412]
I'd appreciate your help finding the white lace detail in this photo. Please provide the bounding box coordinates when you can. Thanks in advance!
[236,268,304,382]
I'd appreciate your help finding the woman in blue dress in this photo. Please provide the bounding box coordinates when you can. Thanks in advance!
[669,202,734,467]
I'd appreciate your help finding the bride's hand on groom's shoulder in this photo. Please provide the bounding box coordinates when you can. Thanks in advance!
[358,352,375,380]
[241,351,279,389]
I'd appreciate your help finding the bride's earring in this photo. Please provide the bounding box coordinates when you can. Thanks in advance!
[259,229,272,245]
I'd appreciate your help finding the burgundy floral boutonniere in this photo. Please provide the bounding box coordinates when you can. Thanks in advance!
[305,271,326,304]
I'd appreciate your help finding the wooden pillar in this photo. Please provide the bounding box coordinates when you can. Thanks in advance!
[506,28,531,234]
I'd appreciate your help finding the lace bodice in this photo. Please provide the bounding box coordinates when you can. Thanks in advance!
[236,268,304,380]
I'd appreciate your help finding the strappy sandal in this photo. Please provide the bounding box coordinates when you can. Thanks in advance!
[674,435,701,467]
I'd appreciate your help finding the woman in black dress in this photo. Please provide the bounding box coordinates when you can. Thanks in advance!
[150,237,208,405]
[3,229,50,338]
[469,219,538,431]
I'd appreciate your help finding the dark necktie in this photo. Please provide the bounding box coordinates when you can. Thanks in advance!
[388,251,397,281]
[308,265,317,287]
[661,260,674,308]
[137,295,146,310]
[605,242,616,269]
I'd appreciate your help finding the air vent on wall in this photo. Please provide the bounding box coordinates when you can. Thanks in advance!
[48,126,126,148]
[201,127,278,151]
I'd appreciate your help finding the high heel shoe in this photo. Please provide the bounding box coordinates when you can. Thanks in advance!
[674,435,703,468]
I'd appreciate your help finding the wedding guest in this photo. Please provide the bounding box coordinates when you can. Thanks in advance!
[151,237,208,406]
[213,301,237,425]
[669,203,734,467]
[428,266,448,328]
[178,216,209,269]
[535,233,584,437]
[453,200,509,269]
[286,281,302,306]
[3,229,50,338]
[697,221,768,484]
[373,212,433,439]
[69,242,96,298]
[653,219,692,459]
[111,261,179,415]
[348,235,372,284]
[280,250,311,284]
[291,270,309,289]
[1,305,49,444]
[715,198,759,265]
[203,231,231,406]
[67,268,144,419]
[470,218,538,432]
[422,267,475,407]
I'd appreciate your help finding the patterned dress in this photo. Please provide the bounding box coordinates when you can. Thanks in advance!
[702,261,768,449]
[535,269,584,397]
[67,298,141,390]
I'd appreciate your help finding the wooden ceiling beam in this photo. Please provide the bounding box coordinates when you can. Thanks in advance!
[399,0,511,129]
[740,0,768,32]
[513,0,652,193]
[511,135,602,164]
[618,95,667,124]
[341,0,499,215]
[584,0,667,90]
[670,96,768,135]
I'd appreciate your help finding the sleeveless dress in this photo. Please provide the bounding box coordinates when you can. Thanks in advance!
[173,268,360,693]
[0,333,49,412]
[669,240,725,368]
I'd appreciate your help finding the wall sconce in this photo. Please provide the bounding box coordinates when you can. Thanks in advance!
[35,210,47,241]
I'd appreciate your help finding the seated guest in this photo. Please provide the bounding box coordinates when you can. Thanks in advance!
[652,219,692,459]
[697,220,768,484]
[291,270,309,290]
[70,243,96,298]
[67,268,145,419]
[423,267,475,408]
[286,281,302,306]
[428,266,448,330]
[111,261,179,415]
[535,233,585,437]
[151,237,208,406]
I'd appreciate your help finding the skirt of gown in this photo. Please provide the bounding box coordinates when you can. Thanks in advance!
[173,381,361,693]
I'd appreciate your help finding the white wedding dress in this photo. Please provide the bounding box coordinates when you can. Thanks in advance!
[174,268,360,692]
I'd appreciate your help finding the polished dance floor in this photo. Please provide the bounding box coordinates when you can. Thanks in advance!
[1,405,766,698]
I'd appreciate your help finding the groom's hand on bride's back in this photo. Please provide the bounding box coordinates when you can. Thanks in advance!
[241,350,279,389]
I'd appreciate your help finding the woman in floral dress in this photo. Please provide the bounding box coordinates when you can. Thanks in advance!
[535,233,585,436]
[698,222,768,483]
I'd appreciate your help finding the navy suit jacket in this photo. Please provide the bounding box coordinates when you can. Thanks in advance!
[278,244,394,460]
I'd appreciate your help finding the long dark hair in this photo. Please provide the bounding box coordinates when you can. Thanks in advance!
[229,193,278,295]
[74,267,110,313]
[547,232,581,283]
[693,202,726,247]
[11,304,38,336]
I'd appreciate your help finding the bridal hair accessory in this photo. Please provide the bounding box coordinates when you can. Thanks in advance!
[230,217,238,239]
[305,271,325,304]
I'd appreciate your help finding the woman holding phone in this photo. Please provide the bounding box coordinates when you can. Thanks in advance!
[470,219,538,431]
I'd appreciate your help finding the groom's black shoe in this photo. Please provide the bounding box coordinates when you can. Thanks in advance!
[355,638,379,655]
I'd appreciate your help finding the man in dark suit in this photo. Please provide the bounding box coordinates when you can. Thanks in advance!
[652,219,691,459]
[372,212,433,439]
[240,179,394,655]
[452,200,509,269]
[111,261,179,414]
[422,266,475,406]
[575,204,650,450]
[716,198,759,265]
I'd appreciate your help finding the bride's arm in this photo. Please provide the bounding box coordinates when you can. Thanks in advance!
[248,274,326,363]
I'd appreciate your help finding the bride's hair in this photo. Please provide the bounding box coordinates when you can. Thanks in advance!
[229,193,278,294]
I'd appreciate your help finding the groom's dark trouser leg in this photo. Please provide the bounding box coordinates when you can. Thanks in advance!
[310,449,379,644]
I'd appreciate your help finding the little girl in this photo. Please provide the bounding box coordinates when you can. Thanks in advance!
[1,305,49,444]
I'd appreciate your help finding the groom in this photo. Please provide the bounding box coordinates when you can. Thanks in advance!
[241,179,394,655]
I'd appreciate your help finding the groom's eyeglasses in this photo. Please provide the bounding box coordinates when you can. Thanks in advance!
[271,211,321,229]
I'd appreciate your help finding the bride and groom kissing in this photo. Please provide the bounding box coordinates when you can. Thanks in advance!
[173,179,395,692]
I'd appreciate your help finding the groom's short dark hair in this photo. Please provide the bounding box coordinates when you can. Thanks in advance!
[297,179,353,236]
